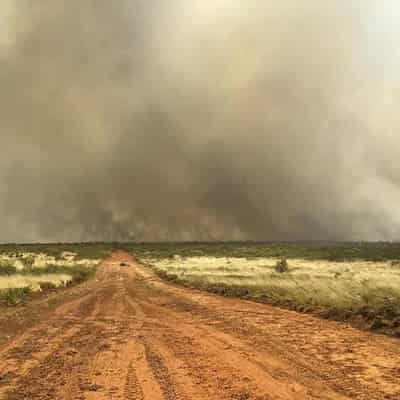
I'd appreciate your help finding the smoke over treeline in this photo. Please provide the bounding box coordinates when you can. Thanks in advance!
[1,1,399,242]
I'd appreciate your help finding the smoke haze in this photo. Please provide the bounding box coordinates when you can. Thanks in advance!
[1,1,400,242]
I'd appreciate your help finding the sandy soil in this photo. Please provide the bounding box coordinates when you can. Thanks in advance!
[0,251,399,400]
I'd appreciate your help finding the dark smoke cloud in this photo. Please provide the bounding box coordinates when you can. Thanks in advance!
[1,1,400,242]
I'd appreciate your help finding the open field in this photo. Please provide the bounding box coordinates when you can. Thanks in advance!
[0,243,112,260]
[0,251,399,399]
[2,242,400,333]
[120,241,400,261]
[144,255,400,335]
[3,241,400,262]
[0,250,99,305]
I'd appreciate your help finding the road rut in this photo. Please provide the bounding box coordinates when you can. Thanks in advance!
[0,252,399,399]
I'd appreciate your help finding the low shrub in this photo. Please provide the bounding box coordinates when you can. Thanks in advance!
[275,258,289,273]
[0,262,18,276]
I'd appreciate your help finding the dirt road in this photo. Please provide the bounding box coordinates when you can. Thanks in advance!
[0,252,399,400]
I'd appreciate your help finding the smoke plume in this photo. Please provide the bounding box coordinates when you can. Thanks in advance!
[1,1,400,242]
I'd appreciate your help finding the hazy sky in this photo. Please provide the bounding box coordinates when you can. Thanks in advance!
[1,1,400,242]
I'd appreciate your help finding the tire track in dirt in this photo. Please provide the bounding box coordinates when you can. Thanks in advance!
[2,292,106,399]
[123,269,341,399]
[143,342,180,400]
[143,337,211,400]
[5,323,104,399]
[0,259,119,399]
[131,258,400,400]
[136,300,335,400]
[124,362,144,400]
[0,287,104,398]
[0,251,399,400]
[0,326,82,398]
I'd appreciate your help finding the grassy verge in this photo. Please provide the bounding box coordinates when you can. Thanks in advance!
[0,265,96,307]
[144,256,400,337]
[0,245,101,307]
[0,287,32,306]
[19,264,96,281]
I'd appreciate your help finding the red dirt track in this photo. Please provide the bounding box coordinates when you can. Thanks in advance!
[0,252,399,399]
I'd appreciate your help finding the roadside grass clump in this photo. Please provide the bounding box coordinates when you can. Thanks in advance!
[20,264,96,286]
[0,261,18,276]
[68,265,96,284]
[20,263,94,278]
[145,256,400,336]
[38,281,58,291]
[23,255,35,270]
[275,258,289,273]
[0,287,32,306]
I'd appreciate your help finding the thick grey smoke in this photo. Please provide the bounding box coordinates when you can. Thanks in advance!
[1,1,400,242]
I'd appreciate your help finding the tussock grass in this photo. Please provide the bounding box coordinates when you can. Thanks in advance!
[275,258,289,273]
[145,256,400,336]
[0,261,18,276]
[0,287,32,306]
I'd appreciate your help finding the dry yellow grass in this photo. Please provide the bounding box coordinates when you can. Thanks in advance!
[145,256,400,334]
[0,251,98,303]
[0,274,72,291]
[0,252,99,270]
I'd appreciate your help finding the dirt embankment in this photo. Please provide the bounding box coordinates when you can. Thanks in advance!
[0,251,399,400]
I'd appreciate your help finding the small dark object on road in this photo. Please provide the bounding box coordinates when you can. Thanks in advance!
[120,262,129,267]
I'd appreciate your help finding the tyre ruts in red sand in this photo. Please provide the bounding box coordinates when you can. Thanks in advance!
[0,252,399,399]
